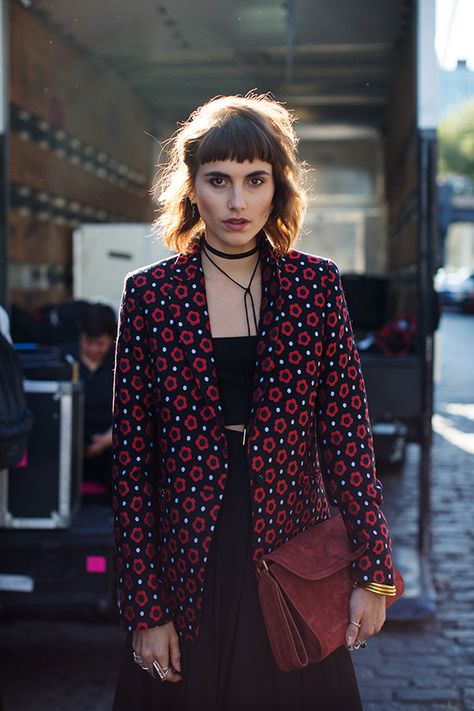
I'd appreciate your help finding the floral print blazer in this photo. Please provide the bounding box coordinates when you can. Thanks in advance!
[112,234,395,641]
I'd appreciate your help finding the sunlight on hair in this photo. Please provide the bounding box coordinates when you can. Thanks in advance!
[151,92,309,255]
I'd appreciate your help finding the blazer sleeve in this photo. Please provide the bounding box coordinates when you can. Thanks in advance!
[112,274,172,631]
[315,259,396,591]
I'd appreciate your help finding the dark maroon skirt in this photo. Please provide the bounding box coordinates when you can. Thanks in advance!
[112,429,363,711]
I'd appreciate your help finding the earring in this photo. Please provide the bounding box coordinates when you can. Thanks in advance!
[191,202,196,220]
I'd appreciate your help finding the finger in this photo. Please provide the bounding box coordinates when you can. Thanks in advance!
[169,635,182,674]
[345,620,362,647]
[148,653,169,680]
[359,623,376,643]
[132,649,148,672]
[151,660,182,684]
[164,668,183,684]
[375,606,386,633]
[136,645,166,679]
[151,660,167,681]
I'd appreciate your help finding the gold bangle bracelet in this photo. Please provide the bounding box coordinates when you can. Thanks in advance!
[355,582,397,597]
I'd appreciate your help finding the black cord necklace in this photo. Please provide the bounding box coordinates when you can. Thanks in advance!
[202,237,261,443]
[203,235,261,260]
[202,241,261,336]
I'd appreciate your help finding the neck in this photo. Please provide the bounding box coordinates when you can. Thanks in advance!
[201,234,262,280]
[204,234,260,257]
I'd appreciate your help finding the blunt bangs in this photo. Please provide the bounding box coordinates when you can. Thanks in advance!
[187,113,282,170]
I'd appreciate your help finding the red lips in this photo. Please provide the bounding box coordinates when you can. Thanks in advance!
[222,218,250,232]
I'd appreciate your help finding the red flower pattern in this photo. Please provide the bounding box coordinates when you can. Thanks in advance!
[112,235,394,640]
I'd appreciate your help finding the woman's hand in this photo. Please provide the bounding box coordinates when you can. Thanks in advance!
[132,621,183,683]
[345,586,386,649]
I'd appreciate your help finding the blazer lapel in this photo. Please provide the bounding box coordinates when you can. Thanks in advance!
[250,236,283,414]
[166,234,284,418]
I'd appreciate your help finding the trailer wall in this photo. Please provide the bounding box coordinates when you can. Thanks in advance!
[9,1,154,310]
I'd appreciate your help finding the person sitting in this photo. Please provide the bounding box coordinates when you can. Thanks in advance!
[61,302,116,504]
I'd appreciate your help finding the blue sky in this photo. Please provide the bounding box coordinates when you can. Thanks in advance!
[436,0,474,69]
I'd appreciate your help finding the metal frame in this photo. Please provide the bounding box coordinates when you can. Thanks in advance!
[1,380,80,529]
[416,0,437,560]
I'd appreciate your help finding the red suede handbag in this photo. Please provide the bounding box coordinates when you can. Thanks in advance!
[256,514,405,672]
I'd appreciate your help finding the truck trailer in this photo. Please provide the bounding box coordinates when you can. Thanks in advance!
[0,0,438,619]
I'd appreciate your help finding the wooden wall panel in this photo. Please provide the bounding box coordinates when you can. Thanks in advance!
[10,136,146,221]
[9,213,72,265]
[9,0,157,309]
[10,0,152,174]
[10,287,71,312]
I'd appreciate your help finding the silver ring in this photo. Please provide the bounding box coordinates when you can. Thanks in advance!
[152,660,170,681]
[350,620,361,628]
[133,651,144,665]
[347,640,367,652]
[133,650,149,671]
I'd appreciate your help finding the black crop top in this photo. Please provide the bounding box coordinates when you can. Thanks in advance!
[212,335,258,425]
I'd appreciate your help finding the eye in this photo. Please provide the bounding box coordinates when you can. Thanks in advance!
[209,177,226,186]
[249,178,264,186]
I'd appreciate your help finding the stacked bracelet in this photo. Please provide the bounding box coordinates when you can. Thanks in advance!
[355,581,397,597]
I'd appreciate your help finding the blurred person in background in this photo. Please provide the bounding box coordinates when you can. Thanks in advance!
[62,302,116,502]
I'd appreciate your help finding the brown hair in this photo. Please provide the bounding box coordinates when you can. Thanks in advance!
[152,93,307,255]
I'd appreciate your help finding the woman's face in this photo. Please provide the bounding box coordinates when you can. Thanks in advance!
[80,332,113,364]
[192,159,275,252]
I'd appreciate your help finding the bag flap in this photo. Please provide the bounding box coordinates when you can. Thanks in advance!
[262,514,367,581]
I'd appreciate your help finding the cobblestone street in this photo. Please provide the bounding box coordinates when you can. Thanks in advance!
[353,310,474,711]
[1,309,473,710]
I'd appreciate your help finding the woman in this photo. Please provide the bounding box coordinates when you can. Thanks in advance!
[112,94,396,711]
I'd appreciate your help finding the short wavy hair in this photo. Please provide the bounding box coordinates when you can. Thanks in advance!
[152,93,307,255]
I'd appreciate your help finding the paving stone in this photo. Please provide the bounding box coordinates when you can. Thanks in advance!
[395,688,460,703]
[360,685,395,702]
[355,313,472,711]
[364,705,424,711]
[410,673,462,688]
[463,687,474,709]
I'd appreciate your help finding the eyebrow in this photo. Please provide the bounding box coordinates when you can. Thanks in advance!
[202,170,271,178]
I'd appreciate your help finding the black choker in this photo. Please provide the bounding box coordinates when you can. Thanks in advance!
[203,235,261,259]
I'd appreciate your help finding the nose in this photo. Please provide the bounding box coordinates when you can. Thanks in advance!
[228,186,246,211]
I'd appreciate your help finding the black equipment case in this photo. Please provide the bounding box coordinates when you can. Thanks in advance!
[0,379,84,529]
[0,505,116,615]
